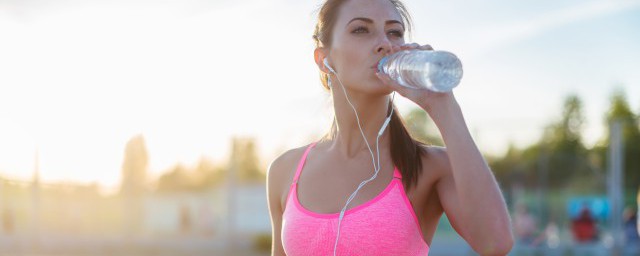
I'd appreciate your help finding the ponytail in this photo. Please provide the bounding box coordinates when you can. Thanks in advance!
[388,105,427,191]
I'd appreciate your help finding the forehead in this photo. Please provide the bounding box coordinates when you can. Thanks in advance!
[336,0,403,26]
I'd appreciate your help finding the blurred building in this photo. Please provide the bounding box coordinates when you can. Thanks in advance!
[143,183,269,238]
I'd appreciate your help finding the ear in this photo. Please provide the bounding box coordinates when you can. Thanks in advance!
[314,47,331,74]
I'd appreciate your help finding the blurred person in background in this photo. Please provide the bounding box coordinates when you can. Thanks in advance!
[538,219,560,248]
[571,205,598,243]
[527,214,561,250]
[2,208,14,235]
[266,0,513,255]
[513,203,537,246]
[623,206,639,243]
[179,203,191,234]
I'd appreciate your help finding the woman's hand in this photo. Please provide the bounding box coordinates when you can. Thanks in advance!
[375,43,455,112]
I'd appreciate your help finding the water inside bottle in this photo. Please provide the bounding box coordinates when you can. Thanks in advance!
[393,52,430,90]
[379,50,463,92]
[428,52,462,92]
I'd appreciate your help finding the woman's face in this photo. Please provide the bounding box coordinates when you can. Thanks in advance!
[328,0,406,94]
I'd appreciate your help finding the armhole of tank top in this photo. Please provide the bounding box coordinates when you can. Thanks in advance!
[282,142,316,212]
[282,166,298,212]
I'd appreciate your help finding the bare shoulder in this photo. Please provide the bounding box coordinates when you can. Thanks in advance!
[268,144,309,187]
[406,145,452,200]
[267,144,312,209]
[419,145,452,181]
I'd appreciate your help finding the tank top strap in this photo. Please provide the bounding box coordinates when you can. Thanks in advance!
[393,166,403,179]
[292,142,317,184]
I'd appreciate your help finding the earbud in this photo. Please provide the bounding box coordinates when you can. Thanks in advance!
[323,58,336,73]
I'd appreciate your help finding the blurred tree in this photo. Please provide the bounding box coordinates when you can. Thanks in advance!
[156,164,191,192]
[542,95,583,146]
[489,94,591,190]
[230,137,265,183]
[489,143,530,189]
[120,134,148,196]
[600,89,640,196]
[539,94,590,189]
[155,158,226,192]
[119,134,149,235]
[403,108,443,146]
[193,156,226,189]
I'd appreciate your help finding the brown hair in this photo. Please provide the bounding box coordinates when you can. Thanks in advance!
[313,0,427,191]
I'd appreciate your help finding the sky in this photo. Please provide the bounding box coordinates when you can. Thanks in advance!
[1,0,639,193]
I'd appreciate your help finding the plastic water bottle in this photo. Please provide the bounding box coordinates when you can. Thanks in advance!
[377,50,463,92]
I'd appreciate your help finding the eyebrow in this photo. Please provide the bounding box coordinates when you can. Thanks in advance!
[346,17,404,29]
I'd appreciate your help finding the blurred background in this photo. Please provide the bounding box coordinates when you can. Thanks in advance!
[0,0,639,255]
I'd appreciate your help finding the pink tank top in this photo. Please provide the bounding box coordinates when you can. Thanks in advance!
[282,143,430,255]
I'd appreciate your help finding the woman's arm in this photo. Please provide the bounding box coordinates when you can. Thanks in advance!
[375,43,513,255]
[422,94,513,255]
[267,153,292,256]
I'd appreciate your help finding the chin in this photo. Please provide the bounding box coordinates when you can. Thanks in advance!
[342,76,392,95]
[356,82,392,96]
[368,78,394,94]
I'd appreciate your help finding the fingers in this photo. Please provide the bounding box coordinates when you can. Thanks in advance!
[391,44,402,54]
[400,43,420,50]
[419,44,434,50]
[395,43,433,52]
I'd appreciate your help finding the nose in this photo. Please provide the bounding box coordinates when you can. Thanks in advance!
[375,35,392,55]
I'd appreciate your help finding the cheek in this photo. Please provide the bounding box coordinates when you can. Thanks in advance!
[336,44,359,61]
[333,40,367,62]
[330,42,371,78]
[343,49,369,71]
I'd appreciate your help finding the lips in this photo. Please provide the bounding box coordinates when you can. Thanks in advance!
[372,60,381,70]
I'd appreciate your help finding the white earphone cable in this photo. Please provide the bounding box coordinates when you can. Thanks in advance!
[328,71,395,256]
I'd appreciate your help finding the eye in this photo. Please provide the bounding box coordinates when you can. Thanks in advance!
[352,26,369,34]
[388,29,404,38]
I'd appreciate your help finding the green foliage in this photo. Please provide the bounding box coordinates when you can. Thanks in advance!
[403,108,443,146]
[541,94,590,187]
[230,137,266,183]
[489,143,530,187]
[486,89,640,229]
[489,94,595,190]
[153,137,266,192]
[253,233,272,252]
[155,158,226,192]
[156,164,191,192]
[545,94,585,144]
[489,89,640,195]
[602,90,640,193]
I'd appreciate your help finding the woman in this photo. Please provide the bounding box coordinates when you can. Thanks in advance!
[267,0,513,255]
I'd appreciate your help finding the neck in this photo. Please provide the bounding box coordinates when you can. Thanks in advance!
[329,86,392,158]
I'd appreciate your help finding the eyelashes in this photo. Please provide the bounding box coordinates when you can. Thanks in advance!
[351,26,404,38]
[389,30,404,37]
[352,26,368,33]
